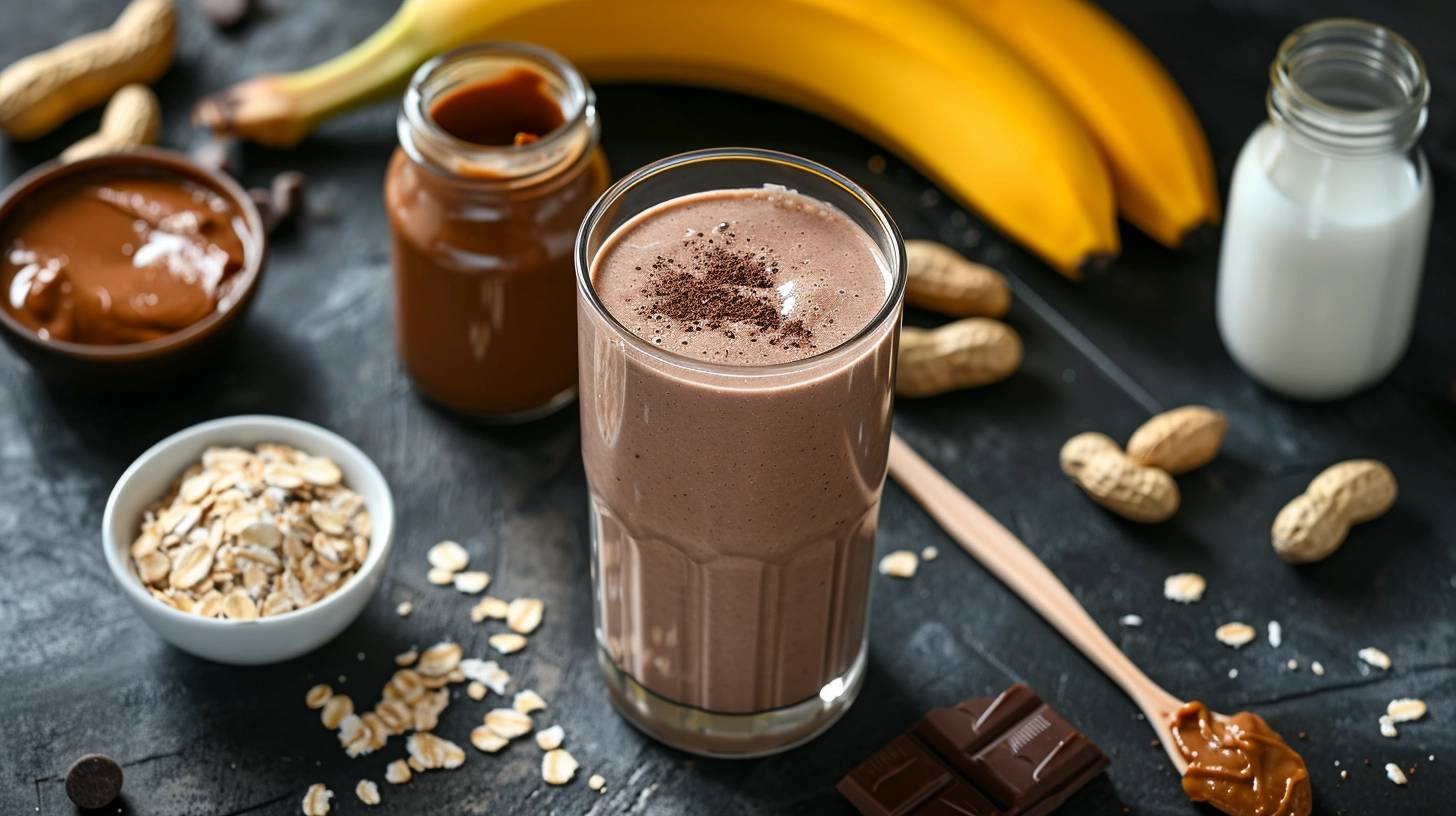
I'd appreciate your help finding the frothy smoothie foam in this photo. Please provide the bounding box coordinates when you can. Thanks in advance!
[591,187,890,364]
[578,171,902,757]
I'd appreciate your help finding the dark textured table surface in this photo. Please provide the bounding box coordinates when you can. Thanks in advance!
[3,1,1454,814]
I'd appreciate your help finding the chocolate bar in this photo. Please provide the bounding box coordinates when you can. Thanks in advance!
[837,685,1108,816]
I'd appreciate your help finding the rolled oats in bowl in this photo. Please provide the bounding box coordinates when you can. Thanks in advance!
[129,443,372,619]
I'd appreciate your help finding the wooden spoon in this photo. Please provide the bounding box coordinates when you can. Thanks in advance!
[887,433,1209,772]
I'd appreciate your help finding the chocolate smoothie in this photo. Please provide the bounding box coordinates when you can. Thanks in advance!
[579,182,902,753]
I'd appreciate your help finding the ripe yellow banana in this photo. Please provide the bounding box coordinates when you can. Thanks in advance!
[195,0,1118,275]
[946,0,1220,248]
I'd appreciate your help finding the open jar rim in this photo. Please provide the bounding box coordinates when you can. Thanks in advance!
[574,148,908,381]
[1268,18,1429,157]
[399,42,597,187]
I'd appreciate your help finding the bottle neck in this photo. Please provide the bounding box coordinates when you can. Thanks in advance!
[398,43,598,189]
[1266,18,1428,160]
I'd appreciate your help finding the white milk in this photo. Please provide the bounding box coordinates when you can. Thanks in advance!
[1215,19,1433,401]
[1217,123,1431,400]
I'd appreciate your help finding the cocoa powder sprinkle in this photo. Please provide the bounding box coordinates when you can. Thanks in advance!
[636,240,810,346]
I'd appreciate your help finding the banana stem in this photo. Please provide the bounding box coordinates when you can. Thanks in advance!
[195,0,463,147]
[281,2,430,128]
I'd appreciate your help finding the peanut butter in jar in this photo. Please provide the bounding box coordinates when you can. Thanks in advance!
[385,44,609,421]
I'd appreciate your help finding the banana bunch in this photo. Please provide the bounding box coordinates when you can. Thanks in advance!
[196,0,1218,276]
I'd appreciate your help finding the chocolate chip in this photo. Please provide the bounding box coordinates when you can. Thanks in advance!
[198,0,253,29]
[270,171,306,224]
[65,754,123,809]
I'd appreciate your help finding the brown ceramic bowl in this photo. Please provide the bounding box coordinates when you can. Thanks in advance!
[0,148,268,388]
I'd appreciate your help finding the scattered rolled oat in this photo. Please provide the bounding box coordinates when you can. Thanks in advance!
[470,725,509,753]
[394,649,418,667]
[453,571,491,594]
[470,596,509,622]
[1163,573,1206,603]
[489,633,528,655]
[130,445,370,620]
[1311,661,1325,676]
[878,550,918,578]
[384,759,411,784]
[337,714,367,750]
[536,724,564,750]
[507,598,545,634]
[920,546,938,562]
[406,732,465,770]
[396,601,412,617]
[355,779,380,806]
[1119,614,1143,627]
[407,756,425,773]
[1385,762,1407,785]
[427,541,470,572]
[321,694,354,729]
[588,773,606,792]
[542,749,579,785]
[306,684,334,709]
[1268,621,1282,648]
[427,568,456,586]
[513,689,547,714]
[485,708,533,739]
[374,699,412,733]
[412,689,449,732]
[416,642,463,677]
[459,659,510,695]
[1215,622,1257,648]
[467,681,487,701]
[1379,715,1398,738]
[1387,699,1427,723]
[1359,647,1392,670]
[301,783,333,816]
[1287,659,1299,671]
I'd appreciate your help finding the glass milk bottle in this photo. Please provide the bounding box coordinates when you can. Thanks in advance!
[1217,19,1432,400]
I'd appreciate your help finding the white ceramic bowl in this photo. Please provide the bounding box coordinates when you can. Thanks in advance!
[103,415,395,664]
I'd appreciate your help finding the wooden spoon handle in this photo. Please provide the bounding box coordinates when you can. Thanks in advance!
[887,434,1184,723]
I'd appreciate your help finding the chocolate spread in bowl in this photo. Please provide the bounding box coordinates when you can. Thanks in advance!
[1,168,248,345]
[1172,701,1313,816]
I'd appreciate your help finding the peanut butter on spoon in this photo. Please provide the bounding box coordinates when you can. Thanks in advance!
[886,436,1314,816]
[1173,702,1312,816]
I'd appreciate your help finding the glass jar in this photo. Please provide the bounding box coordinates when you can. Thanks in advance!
[386,43,610,421]
[1217,19,1432,401]
[576,149,907,757]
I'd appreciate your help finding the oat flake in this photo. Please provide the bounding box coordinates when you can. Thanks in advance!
[1163,573,1206,603]
[384,759,411,784]
[542,749,579,785]
[470,725,509,753]
[1215,622,1256,649]
[489,633,527,655]
[536,724,565,750]
[878,550,918,578]
[301,783,333,816]
[354,779,381,805]
[1359,647,1392,670]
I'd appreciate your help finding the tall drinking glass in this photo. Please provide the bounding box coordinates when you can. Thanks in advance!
[575,149,906,756]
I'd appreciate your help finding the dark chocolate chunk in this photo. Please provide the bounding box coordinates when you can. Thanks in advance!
[838,685,1107,816]
[839,736,953,815]
[65,753,123,809]
[270,171,306,223]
